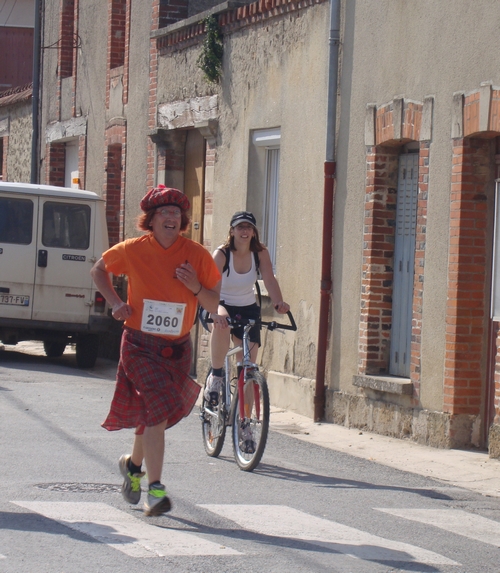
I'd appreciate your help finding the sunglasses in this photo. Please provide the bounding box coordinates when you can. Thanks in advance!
[155,207,181,218]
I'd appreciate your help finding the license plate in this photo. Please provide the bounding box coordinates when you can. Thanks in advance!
[0,294,30,306]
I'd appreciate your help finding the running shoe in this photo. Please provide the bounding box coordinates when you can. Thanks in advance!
[144,483,172,516]
[118,454,145,505]
[240,421,256,454]
[204,373,223,406]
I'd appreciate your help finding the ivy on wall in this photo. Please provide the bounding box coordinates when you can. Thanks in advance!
[197,15,223,83]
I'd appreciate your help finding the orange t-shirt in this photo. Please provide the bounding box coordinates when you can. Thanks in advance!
[102,234,220,340]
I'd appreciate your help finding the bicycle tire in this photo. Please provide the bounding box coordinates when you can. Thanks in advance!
[230,370,269,471]
[200,369,227,457]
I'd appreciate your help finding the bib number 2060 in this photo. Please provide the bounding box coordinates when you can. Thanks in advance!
[141,299,186,336]
[146,314,179,328]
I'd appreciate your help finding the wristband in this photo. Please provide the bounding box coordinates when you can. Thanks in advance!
[194,284,202,296]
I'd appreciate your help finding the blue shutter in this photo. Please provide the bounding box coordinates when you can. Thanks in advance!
[390,153,418,377]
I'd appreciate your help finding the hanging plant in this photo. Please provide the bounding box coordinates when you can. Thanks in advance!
[197,15,223,84]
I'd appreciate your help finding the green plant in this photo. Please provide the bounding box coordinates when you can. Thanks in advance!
[197,15,223,83]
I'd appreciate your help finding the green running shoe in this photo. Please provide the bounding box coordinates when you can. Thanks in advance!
[144,483,172,516]
[118,454,145,505]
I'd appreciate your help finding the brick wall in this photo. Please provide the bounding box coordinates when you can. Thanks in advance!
[445,137,492,418]
[104,124,127,245]
[158,0,188,28]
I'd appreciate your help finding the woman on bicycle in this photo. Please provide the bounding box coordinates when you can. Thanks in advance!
[204,210,290,405]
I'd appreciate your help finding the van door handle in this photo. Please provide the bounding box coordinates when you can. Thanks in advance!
[38,249,48,267]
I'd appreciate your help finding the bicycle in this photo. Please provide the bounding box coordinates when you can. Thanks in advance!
[199,311,297,471]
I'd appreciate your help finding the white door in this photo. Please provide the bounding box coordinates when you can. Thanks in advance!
[0,193,37,319]
[32,197,96,324]
[64,141,79,188]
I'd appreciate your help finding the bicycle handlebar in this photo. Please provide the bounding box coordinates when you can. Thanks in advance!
[205,310,297,332]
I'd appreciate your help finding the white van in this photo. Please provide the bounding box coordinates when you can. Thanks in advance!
[0,181,113,368]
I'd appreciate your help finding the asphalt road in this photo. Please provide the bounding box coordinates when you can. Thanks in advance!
[1,346,500,573]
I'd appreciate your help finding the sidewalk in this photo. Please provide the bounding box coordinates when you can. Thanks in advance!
[270,408,500,499]
[5,343,500,499]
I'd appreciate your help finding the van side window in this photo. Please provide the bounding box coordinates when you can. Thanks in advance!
[0,198,34,245]
[42,202,91,250]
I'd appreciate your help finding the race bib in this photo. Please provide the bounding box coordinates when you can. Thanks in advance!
[141,299,186,336]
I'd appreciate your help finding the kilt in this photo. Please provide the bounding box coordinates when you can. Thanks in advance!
[102,327,200,434]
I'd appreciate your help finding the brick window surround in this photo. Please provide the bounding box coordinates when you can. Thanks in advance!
[45,142,66,186]
[359,99,429,402]
[449,85,500,427]
[58,0,75,80]
[446,136,493,418]
[57,0,78,119]
[106,0,131,108]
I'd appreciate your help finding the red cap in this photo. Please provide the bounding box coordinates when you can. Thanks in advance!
[140,185,190,212]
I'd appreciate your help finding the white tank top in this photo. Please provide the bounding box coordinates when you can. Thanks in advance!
[219,248,258,306]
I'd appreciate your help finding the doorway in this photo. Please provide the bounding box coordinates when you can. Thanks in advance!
[183,129,206,376]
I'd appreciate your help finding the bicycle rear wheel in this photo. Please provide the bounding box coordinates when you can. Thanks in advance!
[230,370,269,471]
[200,369,227,457]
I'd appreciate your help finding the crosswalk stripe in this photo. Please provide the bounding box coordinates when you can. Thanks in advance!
[200,504,459,565]
[376,508,500,547]
[13,501,242,557]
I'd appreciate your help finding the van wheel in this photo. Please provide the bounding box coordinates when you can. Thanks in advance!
[76,334,100,369]
[43,341,67,358]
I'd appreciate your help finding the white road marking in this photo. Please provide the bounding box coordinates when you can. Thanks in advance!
[376,508,500,547]
[200,504,459,565]
[13,501,242,558]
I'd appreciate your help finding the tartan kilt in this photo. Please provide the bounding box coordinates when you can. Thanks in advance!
[102,327,200,434]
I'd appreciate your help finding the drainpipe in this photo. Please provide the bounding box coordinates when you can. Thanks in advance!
[30,0,42,184]
[314,0,341,422]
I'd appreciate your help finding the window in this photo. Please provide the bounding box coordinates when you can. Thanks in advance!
[42,202,90,249]
[0,197,33,244]
[250,128,281,269]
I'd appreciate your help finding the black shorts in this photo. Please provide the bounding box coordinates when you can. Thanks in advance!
[220,302,261,345]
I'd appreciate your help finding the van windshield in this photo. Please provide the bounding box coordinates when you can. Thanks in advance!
[0,197,34,244]
[42,202,91,250]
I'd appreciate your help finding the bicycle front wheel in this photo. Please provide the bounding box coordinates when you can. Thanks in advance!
[230,370,269,471]
[200,370,227,457]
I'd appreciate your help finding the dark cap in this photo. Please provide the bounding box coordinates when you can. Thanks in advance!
[140,185,190,212]
[230,211,257,227]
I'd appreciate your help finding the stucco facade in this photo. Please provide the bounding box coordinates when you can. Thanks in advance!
[0,86,32,183]
[331,0,500,455]
[151,0,330,413]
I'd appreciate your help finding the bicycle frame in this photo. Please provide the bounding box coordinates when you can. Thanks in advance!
[223,321,259,424]
[201,311,297,470]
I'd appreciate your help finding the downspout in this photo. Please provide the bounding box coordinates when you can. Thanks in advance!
[314,0,341,422]
[30,0,42,184]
